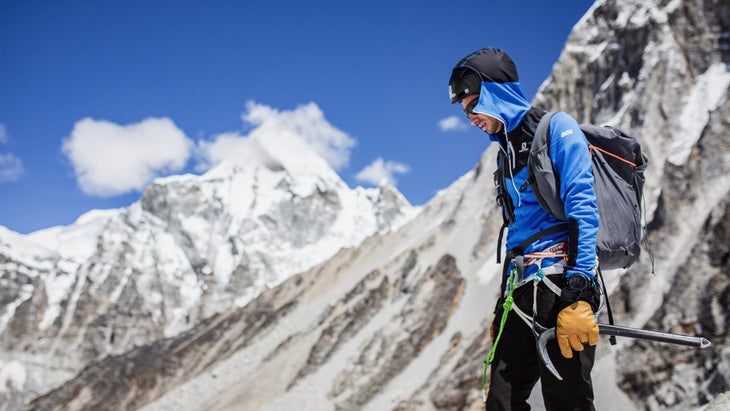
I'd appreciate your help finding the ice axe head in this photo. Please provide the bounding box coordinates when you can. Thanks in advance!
[536,328,563,381]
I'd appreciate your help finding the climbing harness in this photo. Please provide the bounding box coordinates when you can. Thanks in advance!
[482,242,573,403]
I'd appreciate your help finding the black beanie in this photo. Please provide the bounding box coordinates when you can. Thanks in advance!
[448,48,519,103]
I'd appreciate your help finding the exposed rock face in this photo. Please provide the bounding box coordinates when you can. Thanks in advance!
[25,281,304,411]
[618,193,730,409]
[328,255,465,410]
[706,392,730,411]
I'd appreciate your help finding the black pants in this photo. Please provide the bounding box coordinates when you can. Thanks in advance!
[485,275,596,411]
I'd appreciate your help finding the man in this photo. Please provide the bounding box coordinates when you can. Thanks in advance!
[448,47,601,410]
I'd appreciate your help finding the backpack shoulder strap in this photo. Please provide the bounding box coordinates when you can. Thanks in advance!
[534,111,556,147]
[528,111,567,220]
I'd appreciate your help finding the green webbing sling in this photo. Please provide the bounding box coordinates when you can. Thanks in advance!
[482,267,519,401]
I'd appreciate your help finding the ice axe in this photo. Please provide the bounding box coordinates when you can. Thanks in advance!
[537,324,712,381]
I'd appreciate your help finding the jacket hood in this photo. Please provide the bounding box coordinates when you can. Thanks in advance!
[449,48,531,139]
[474,81,531,138]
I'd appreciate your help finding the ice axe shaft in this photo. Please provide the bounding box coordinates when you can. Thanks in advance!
[537,324,712,381]
[597,324,711,348]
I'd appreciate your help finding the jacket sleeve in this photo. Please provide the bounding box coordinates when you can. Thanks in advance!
[549,112,599,279]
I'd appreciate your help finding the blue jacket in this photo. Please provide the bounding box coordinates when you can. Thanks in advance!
[475,81,599,280]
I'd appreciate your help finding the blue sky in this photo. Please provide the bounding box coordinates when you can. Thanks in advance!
[0,0,591,234]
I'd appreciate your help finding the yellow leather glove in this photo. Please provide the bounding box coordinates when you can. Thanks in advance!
[556,301,599,358]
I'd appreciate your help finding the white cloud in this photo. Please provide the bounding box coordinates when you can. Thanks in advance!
[355,157,410,186]
[197,101,357,173]
[0,124,24,182]
[62,117,193,197]
[438,115,468,132]
[0,153,24,182]
[242,101,356,170]
[196,131,279,171]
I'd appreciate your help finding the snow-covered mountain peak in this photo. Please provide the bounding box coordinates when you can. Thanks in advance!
[24,209,118,261]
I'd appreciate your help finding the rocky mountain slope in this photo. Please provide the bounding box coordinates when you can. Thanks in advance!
[3,0,729,410]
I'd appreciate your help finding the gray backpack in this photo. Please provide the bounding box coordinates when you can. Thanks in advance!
[528,112,649,270]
